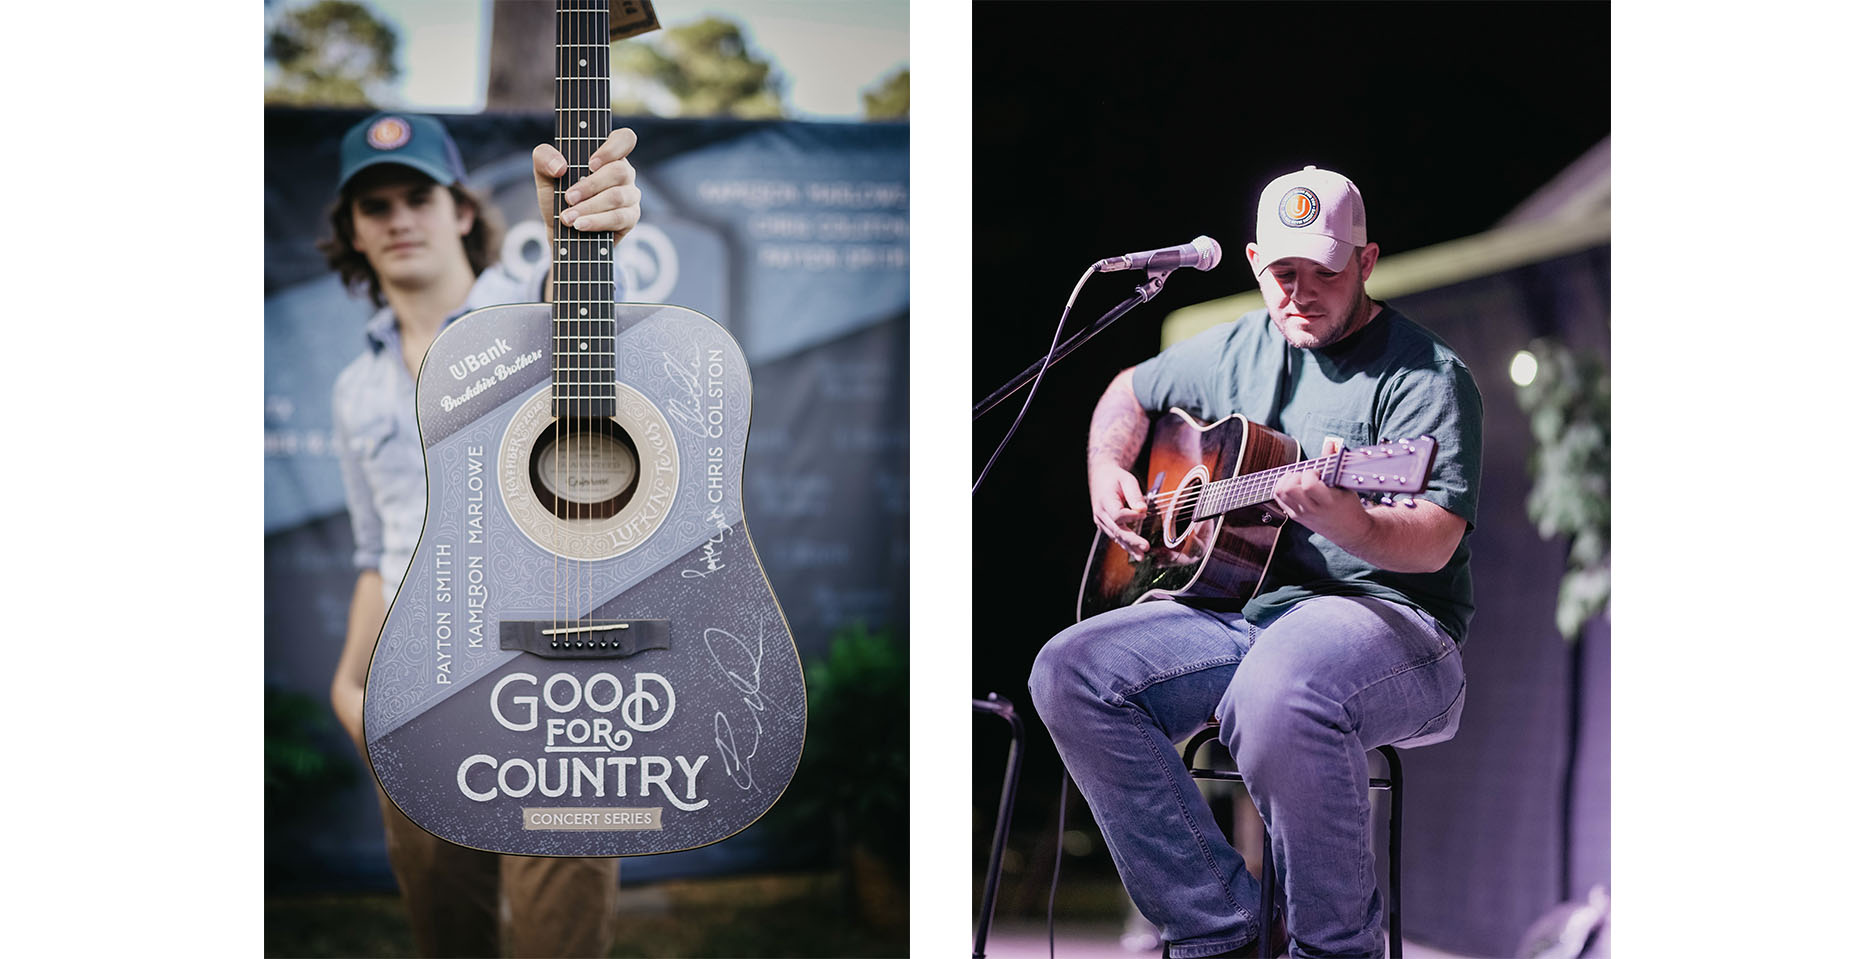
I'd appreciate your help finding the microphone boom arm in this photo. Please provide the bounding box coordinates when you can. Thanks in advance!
[972,266,1173,421]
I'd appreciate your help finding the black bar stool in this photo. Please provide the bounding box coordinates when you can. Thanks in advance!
[1180,722,1402,959]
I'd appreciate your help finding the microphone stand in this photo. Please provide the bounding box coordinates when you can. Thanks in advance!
[973,266,1174,421]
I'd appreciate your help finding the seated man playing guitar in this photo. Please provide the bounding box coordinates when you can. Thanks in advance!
[1030,166,1483,959]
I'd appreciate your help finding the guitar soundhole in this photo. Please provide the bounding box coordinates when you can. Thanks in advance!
[1163,476,1204,546]
[527,417,641,520]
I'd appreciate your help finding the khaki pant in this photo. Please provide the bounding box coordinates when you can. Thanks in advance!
[377,790,619,958]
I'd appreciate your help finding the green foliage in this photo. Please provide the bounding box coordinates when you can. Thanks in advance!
[768,622,909,874]
[1515,339,1611,641]
[265,685,356,818]
[265,0,400,107]
[863,68,910,120]
[614,16,787,118]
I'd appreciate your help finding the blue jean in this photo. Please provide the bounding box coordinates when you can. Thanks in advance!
[1029,596,1465,958]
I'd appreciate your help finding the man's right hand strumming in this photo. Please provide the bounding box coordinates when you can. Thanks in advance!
[1088,367,1153,560]
[1090,462,1151,559]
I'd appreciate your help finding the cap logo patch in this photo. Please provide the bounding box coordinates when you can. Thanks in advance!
[366,117,412,151]
[1280,187,1321,228]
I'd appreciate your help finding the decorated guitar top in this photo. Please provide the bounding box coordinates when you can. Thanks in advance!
[362,0,803,857]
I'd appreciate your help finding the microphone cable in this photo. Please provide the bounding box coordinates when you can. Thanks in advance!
[973,265,1096,496]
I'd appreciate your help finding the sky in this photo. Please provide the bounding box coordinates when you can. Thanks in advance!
[270,0,910,118]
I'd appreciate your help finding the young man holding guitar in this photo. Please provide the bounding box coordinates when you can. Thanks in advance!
[324,110,641,958]
[1031,167,1484,958]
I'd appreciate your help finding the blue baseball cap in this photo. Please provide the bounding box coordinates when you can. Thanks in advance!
[336,112,468,194]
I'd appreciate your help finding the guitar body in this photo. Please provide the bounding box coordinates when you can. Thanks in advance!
[1077,409,1300,621]
[363,300,805,857]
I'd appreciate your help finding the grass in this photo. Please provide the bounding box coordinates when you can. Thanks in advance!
[265,870,907,958]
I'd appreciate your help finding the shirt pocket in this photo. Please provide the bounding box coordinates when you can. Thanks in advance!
[1297,413,1373,459]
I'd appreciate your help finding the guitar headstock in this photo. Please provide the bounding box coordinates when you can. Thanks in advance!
[1331,435,1437,495]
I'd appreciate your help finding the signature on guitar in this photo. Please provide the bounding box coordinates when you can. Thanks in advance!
[703,622,768,790]
[662,344,728,440]
[682,505,735,579]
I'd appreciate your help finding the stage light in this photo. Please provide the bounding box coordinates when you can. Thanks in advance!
[1510,349,1539,387]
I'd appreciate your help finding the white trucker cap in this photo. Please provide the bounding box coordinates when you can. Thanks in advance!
[1254,165,1367,275]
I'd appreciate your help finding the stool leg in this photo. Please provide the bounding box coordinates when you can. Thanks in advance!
[971,696,1025,959]
[1381,745,1402,959]
[1258,830,1277,959]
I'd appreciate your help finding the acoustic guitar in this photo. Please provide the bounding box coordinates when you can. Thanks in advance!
[362,0,804,857]
[1077,408,1436,621]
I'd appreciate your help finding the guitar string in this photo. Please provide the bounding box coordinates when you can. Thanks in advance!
[1136,445,1425,510]
[580,2,605,646]
[569,1,578,647]
[583,3,598,648]
[579,1,593,646]
[550,3,612,647]
[552,1,563,648]
[1134,455,1337,514]
[1131,450,1421,530]
[568,0,579,647]
[589,3,606,646]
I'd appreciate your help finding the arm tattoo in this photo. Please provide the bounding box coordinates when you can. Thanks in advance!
[1088,382,1148,472]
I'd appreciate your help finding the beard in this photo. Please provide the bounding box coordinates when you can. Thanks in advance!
[1276,289,1370,350]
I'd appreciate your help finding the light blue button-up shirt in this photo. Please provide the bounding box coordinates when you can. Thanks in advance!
[330,258,569,607]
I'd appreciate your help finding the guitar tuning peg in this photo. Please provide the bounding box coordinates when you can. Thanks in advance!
[1401,495,1416,508]
[1378,493,1394,507]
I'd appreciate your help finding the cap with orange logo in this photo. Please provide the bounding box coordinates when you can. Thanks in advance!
[1253,165,1367,275]
[335,112,469,194]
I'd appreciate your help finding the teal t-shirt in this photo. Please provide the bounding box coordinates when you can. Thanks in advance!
[1130,304,1484,643]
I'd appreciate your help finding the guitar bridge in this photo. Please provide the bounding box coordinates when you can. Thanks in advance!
[498,619,671,659]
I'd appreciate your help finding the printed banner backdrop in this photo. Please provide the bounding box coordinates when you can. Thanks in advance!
[265,108,908,886]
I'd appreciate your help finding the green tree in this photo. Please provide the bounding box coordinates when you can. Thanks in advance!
[613,16,786,118]
[862,68,909,120]
[1517,339,1611,641]
[265,0,400,107]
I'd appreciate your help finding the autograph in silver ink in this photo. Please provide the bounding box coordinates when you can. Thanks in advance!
[703,622,766,790]
[682,534,727,579]
[662,346,712,438]
[683,505,735,579]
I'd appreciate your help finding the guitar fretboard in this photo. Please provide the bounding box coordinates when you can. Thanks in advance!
[1188,453,1345,520]
[552,0,615,419]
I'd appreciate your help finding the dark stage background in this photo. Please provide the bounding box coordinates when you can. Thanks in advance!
[971,3,1610,956]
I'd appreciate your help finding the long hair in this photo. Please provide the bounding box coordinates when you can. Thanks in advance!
[318,182,504,308]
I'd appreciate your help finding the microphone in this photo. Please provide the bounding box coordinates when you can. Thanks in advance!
[1093,235,1222,273]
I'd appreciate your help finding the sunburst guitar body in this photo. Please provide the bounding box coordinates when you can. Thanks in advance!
[1077,408,1436,621]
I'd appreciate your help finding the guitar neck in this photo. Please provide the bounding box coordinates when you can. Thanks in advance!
[552,0,616,419]
[1188,452,1348,520]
